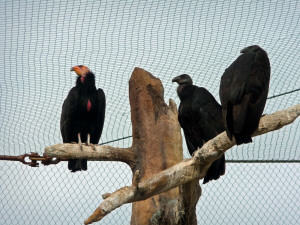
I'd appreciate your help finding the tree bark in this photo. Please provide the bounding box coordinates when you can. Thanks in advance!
[44,67,300,225]
[45,144,136,169]
[128,68,197,225]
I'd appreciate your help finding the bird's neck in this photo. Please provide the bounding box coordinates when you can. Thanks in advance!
[177,84,194,101]
[76,72,96,92]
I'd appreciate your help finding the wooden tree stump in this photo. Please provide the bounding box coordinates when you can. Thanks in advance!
[129,67,200,224]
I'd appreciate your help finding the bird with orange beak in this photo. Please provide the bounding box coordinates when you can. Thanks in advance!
[60,65,106,172]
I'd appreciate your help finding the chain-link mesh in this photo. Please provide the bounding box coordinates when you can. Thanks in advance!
[0,0,299,224]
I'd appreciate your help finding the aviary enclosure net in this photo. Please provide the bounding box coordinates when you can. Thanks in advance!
[0,0,299,224]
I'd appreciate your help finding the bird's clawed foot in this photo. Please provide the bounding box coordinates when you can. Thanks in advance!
[90,144,96,151]
[85,133,91,146]
[78,133,83,151]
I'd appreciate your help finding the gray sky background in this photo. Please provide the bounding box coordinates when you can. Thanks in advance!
[0,0,299,224]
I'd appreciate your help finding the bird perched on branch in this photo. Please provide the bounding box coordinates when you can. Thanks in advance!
[219,45,270,145]
[60,65,106,172]
[172,74,225,184]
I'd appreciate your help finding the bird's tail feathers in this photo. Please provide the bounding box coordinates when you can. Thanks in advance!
[233,95,250,133]
[234,134,252,145]
[68,159,87,172]
[203,154,226,184]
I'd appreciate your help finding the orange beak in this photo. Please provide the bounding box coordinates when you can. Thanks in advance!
[70,65,90,76]
[70,66,82,76]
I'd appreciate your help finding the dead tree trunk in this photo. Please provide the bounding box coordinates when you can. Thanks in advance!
[129,68,200,224]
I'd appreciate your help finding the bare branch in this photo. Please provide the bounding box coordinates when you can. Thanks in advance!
[194,103,300,161]
[85,104,300,224]
[84,170,141,224]
[84,185,137,224]
[44,144,136,168]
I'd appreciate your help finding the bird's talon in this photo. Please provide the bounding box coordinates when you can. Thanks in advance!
[78,143,83,151]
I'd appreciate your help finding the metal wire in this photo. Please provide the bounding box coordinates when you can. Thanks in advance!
[267,88,300,99]
[104,88,300,145]
[0,0,299,225]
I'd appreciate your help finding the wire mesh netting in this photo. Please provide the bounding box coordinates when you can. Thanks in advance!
[0,0,299,224]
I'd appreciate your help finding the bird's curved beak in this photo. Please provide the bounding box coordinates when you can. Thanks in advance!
[172,76,180,83]
[70,66,82,76]
[240,47,249,53]
[240,45,260,53]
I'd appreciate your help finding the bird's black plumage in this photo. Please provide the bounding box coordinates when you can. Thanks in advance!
[173,74,225,184]
[219,45,270,145]
[60,65,106,172]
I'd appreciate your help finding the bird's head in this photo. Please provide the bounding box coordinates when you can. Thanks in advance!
[240,45,262,54]
[172,74,193,85]
[70,65,90,77]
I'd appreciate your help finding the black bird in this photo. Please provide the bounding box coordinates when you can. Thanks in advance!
[172,74,225,184]
[219,45,270,145]
[60,65,106,172]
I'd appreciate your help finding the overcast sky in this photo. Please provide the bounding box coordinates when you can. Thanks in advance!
[0,0,299,224]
